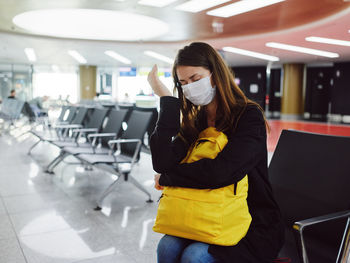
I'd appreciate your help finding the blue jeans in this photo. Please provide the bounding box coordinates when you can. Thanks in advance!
[157,235,221,263]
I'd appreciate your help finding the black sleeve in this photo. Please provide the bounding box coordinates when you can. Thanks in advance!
[159,106,267,189]
[150,96,188,173]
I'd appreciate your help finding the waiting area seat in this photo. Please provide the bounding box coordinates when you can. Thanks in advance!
[28,106,91,154]
[45,109,127,173]
[75,110,154,209]
[269,130,350,263]
[27,106,154,209]
[0,98,25,133]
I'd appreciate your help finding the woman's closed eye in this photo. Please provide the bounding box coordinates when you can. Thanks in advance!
[180,77,202,86]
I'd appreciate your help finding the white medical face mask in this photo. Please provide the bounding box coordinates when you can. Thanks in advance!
[181,75,216,106]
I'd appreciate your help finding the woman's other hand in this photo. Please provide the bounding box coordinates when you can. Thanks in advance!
[154,174,164,190]
[147,65,172,97]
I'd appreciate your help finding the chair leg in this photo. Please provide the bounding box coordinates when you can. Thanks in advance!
[293,229,309,263]
[95,175,123,210]
[336,217,350,263]
[28,139,42,155]
[45,152,69,173]
[128,174,153,203]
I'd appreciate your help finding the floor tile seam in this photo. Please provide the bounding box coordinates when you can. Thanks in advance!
[0,190,70,199]
[0,187,67,197]
[5,201,30,263]
[5,204,76,216]
[70,253,138,263]
[14,225,74,239]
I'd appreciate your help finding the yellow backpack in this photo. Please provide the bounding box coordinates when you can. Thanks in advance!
[153,127,252,246]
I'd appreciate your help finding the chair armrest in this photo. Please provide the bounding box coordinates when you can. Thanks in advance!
[55,121,69,125]
[293,210,350,263]
[107,139,142,167]
[293,210,350,231]
[72,128,98,133]
[87,133,117,146]
[54,124,83,129]
[87,133,117,138]
[107,139,141,146]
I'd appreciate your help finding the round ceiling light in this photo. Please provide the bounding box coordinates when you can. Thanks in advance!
[13,9,169,41]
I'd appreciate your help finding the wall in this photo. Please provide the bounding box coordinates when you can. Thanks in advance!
[231,66,267,109]
[305,66,333,121]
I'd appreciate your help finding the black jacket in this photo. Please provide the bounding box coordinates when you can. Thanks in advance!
[150,96,284,262]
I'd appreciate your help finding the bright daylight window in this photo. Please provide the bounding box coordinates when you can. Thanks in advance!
[33,72,78,103]
[117,72,173,103]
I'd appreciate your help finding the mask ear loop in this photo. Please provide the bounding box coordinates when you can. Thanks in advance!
[174,75,182,98]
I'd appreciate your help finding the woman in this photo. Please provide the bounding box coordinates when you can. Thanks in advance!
[148,42,284,263]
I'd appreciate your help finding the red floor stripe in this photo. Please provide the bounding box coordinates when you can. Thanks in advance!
[267,120,350,152]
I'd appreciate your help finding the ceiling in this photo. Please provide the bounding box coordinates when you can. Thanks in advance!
[0,0,349,68]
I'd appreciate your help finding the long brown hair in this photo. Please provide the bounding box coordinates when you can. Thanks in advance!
[173,42,268,145]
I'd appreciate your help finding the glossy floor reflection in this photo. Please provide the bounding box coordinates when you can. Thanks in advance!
[3,119,348,263]
[0,131,163,263]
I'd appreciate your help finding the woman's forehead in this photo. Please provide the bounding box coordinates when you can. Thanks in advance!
[176,66,210,79]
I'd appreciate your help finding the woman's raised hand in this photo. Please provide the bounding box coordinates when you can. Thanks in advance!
[147,65,172,97]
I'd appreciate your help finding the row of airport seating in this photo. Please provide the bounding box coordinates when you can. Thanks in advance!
[3,98,350,262]
[27,104,155,210]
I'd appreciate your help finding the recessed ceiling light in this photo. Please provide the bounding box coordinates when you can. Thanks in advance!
[144,51,174,64]
[207,0,285,18]
[24,48,36,62]
[13,9,169,41]
[104,51,131,65]
[175,0,230,13]
[306,36,350,47]
[266,42,339,58]
[223,47,279,61]
[68,50,87,64]
[138,0,178,7]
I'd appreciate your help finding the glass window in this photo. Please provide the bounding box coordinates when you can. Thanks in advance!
[33,66,78,103]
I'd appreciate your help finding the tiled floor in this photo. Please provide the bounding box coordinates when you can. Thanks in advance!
[1,119,350,263]
[0,128,163,263]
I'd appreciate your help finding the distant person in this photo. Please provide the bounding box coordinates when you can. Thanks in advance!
[29,96,49,110]
[29,96,49,116]
[123,92,130,103]
[8,89,16,99]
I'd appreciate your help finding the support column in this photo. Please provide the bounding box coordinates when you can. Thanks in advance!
[281,63,304,119]
[79,65,97,100]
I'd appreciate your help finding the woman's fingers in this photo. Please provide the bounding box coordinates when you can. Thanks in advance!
[154,174,164,190]
[147,65,172,97]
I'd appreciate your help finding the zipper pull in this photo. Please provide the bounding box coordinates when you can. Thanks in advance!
[157,193,163,202]
[233,183,237,195]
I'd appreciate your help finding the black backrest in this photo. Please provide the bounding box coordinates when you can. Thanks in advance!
[101,109,127,145]
[134,106,158,144]
[2,99,25,119]
[120,110,152,157]
[57,106,69,122]
[3,99,25,119]
[71,107,89,125]
[86,108,109,130]
[269,130,350,260]
[64,106,77,123]
[22,102,36,120]
[118,103,134,123]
